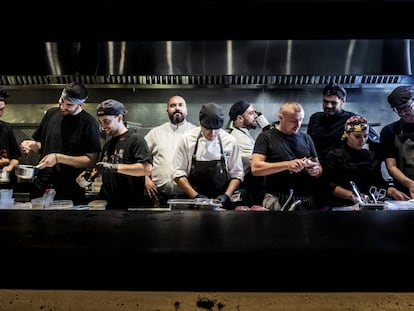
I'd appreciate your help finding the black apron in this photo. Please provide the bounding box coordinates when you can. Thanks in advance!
[188,133,229,198]
[395,122,414,186]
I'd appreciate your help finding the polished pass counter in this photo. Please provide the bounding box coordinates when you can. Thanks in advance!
[1,209,414,292]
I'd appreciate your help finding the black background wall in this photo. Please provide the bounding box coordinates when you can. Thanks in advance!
[7,1,414,42]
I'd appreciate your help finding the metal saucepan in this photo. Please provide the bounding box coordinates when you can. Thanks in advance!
[15,164,40,181]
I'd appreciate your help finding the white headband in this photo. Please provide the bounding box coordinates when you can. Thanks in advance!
[61,90,87,105]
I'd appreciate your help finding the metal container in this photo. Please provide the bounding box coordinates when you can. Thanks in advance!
[0,170,10,183]
[15,164,38,181]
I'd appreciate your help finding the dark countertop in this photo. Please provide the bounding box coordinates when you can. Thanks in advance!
[1,209,414,292]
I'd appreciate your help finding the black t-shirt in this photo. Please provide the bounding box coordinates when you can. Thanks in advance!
[99,130,152,209]
[308,110,380,164]
[380,120,414,159]
[0,120,22,160]
[380,120,414,193]
[307,110,355,164]
[32,108,102,203]
[253,128,318,196]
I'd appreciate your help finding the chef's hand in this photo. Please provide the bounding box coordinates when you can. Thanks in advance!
[304,159,321,177]
[287,158,307,173]
[216,194,230,206]
[388,187,410,201]
[145,176,159,199]
[96,162,118,174]
[21,140,40,154]
[37,153,59,169]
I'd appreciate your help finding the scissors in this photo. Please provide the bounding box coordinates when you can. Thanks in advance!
[369,186,386,203]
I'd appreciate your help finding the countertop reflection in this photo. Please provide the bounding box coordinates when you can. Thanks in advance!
[0,209,413,292]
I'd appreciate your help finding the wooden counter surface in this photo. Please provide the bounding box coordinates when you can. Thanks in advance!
[1,290,414,311]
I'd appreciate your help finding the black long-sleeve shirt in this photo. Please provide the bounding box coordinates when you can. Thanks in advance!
[324,144,391,207]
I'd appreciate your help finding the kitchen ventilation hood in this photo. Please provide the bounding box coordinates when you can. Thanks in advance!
[0,40,413,88]
[1,74,412,89]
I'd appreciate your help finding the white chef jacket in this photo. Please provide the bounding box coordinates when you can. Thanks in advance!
[230,127,255,175]
[145,120,196,195]
[172,126,244,182]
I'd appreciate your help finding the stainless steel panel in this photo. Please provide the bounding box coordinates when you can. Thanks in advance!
[1,40,414,78]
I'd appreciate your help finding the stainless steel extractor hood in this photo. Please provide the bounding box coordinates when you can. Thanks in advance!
[0,40,413,88]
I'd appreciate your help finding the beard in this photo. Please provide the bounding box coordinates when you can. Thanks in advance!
[60,104,81,116]
[243,119,257,130]
[169,112,185,125]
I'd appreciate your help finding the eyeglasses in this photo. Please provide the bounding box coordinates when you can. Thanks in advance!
[393,102,414,114]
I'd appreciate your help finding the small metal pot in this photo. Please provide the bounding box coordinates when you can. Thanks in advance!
[15,164,38,181]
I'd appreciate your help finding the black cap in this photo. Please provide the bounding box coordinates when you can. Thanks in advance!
[229,100,250,121]
[387,85,414,108]
[323,82,347,99]
[97,99,128,116]
[199,103,224,129]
